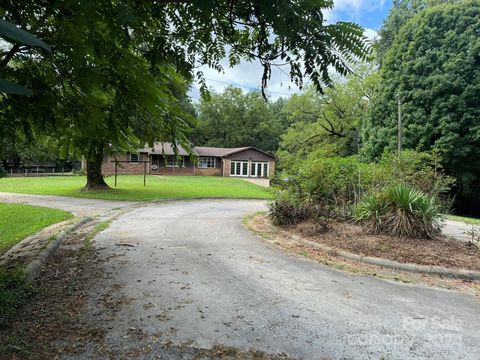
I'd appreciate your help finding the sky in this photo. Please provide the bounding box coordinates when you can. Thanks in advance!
[189,0,392,101]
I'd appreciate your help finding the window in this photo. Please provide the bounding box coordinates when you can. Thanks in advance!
[130,153,139,163]
[165,155,184,167]
[242,162,248,176]
[250,162,269,178]
[230,161,249,176]
[198,156,215,168]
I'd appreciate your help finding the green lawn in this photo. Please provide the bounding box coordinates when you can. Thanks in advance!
[0,175,272,201]
[447,214,480,225]
[0,203,73,255]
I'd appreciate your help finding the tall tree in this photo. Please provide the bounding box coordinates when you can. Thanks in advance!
[277,64,379,171]
[376,0,453,66]
[361,0,480,213]
[0,1,369,189]
[192,87,288,152]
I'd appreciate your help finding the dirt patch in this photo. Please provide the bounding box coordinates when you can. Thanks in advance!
[289,220,480,271]
[0,222,107,359]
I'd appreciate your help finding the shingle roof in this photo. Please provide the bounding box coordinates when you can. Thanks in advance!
[139,142,191,156]
[193,146,250,157]
[138,142,274,159]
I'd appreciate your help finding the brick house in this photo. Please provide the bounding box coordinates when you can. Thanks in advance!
[97,142,276,178]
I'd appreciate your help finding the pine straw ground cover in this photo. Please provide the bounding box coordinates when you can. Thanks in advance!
[246,214,480,296]
[290,220,480,271]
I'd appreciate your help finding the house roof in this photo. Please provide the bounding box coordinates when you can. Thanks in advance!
[139,142,275,160]
[139,142,190,156]
[193,146,250,157]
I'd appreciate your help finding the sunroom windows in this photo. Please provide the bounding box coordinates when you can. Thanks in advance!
[198,156,215,168]
[230,161,269,177]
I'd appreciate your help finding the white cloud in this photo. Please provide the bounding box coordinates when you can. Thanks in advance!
[188,1,384,102]
[364,28,379,41]
[189,58,302,102]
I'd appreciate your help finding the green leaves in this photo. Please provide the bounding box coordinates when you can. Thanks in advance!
[193,87,287,152]
[362,0,480,214]
[355,183,443,238]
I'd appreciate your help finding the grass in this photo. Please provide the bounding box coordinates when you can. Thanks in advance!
[0,203,73,256]
[0,268,37,330]
[80,220,113,262]
[447,214,480,225]
[0,175,272,201]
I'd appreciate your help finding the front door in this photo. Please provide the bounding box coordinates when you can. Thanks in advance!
[250,162,269,178]
[230,161,249,176]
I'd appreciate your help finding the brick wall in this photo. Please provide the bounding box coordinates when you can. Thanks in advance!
[195,167,222,176]
[222,159,231,177]
[151,166,195,175]
[101,153,149,175]
[100,153,274,178]
[268,160,275,178]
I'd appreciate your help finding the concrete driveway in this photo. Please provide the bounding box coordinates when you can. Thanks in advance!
[73,199,479,359]
[443,220,473,242]
[0,191,137,217]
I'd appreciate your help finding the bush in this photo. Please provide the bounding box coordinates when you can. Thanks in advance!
[273,149,454,224]
[269,192,312,226]
[379,150,455,196]
[355,184,444,239]
[0,167,6,178]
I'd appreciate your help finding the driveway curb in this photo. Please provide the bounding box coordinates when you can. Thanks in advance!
[149,197,271,204]
[263,222,480,281]
[25,217,93,283]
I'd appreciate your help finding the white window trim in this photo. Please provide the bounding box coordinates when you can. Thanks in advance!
[230,161,249,177]
[250,161,269,178]
[198,156,216,169]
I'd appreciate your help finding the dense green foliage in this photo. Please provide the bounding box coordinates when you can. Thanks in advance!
[1,135,79,171]
[362,0,480,214]
[355,184,443,238]
[375,0,454,66]
[276,64,379,171]
[0,203,73,255]
[0,176,272,201]
[270,150,452,233]
[0,1,369,188]
[192,87,289,152]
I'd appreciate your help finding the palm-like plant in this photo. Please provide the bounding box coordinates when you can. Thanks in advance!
[355,183,443,239]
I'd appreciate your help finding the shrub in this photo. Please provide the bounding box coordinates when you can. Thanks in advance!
[379,150,456,196]
[274,149,453,225]
[355,184,444,239]
[269,192,312,226]
[0,167,6,178]
[291,154,380,220]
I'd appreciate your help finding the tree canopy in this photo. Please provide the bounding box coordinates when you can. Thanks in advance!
[361,0,480,212]
[192,87,289,152]
[277,64,379,171]
[0,0,369,188]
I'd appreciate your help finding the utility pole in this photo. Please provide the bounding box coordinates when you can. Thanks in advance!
[397,96,402,155]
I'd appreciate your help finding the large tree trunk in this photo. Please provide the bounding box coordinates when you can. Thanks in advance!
[83,151,109,191]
